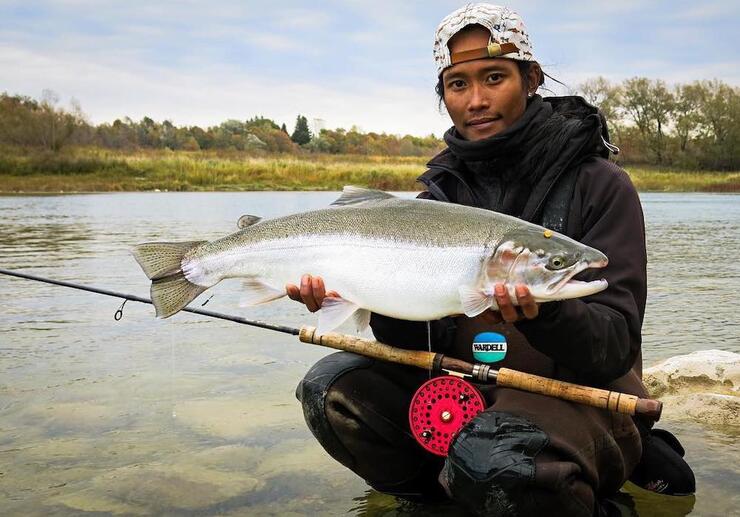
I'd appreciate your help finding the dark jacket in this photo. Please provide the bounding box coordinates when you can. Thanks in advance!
[364,97,649,500]
[370,96,648,394]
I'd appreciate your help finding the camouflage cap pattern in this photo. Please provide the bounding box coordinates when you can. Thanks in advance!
[434,3,535,75]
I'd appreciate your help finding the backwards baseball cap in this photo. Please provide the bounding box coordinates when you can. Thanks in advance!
[433,3,536,76]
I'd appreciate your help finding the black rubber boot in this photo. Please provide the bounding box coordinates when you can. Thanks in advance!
[629,428,695,496]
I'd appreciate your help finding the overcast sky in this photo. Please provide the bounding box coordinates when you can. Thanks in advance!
[1,1,738,136]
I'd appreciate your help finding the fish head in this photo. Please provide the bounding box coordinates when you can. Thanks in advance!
[487,226,609,302]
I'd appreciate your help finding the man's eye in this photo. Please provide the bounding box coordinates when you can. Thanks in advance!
[449,80,465,89]
[487,73,503,83]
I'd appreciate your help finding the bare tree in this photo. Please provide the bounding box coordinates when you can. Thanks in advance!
[579,76,623,141]
[622,78,674,164]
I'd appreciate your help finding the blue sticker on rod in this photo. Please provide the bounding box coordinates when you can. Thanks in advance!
[472,332,507,363]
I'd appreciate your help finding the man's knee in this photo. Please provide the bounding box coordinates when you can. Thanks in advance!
[295,352,373,466]
[295,351,373,407]
[443,411,552,516]
[296,353,446,500]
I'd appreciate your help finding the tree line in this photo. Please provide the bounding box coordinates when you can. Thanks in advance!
[0,91,443,157]
[1,78,738,169]
[579,78,738,170]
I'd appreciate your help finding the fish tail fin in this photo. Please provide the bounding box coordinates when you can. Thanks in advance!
[150,273,207,318]
[131,241,206,280]
[131,241,208,318]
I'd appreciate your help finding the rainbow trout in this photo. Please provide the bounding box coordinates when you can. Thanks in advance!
[132,187,608,333]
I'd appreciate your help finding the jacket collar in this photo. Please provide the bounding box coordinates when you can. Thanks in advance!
[418,95,611,190]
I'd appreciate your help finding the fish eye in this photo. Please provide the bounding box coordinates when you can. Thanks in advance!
[548,256,566,270]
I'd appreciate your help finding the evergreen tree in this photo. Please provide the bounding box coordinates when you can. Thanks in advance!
[281,123,288,134]
[291,115,311,145]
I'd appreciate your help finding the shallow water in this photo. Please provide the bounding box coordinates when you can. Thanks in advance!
[0,192,738,515]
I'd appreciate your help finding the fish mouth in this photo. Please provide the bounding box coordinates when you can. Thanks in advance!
[545,259,608,299]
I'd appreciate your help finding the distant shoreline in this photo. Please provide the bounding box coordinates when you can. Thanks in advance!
[0,185,740,197]
[1,148,737,193]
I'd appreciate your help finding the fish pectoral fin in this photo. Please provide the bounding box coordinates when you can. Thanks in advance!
[458,285,494,318]
[239,279,286,306]
[352,308,372,334]
[237,215,262,229]
[316,297,362,335]
[330,186,396,207]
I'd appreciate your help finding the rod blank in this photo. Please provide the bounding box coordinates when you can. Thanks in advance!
[0,268,299,335]
[1,268,662,419]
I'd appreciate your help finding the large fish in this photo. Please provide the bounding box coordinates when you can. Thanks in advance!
[132,187,608,333]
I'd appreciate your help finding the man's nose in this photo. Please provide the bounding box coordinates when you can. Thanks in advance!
[467,83,490,111]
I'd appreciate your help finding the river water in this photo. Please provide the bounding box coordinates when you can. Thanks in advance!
[0,192,738,515]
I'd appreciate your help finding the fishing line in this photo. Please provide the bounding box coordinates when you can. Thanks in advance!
[0,268,300,336]
[426,320,432,380]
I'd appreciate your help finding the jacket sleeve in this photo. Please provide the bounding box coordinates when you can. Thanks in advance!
[515,160,647,384]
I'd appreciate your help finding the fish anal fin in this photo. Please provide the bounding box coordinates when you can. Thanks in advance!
[237,215,262,229]
[239,278,286,306]
[330,186,395,207]
[458,285,495,318]
[352,308,371,334]
[316,297,361,334]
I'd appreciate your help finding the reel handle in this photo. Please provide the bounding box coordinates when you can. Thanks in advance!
[496,368,662,421]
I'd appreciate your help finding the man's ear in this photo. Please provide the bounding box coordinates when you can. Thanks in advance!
[528,62,543,93]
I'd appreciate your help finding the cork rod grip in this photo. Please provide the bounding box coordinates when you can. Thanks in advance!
[298,326,436,371]
[496,368,662,420]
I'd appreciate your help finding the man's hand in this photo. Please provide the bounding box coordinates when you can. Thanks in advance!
[286,274,339,313]
[479,283,539,324]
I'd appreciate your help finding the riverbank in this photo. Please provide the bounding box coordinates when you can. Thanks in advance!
[1,147,738,193]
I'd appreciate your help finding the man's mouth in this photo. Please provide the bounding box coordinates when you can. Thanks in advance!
[466,116,502,127]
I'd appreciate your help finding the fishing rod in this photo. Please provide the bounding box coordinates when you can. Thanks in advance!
[0,268,298,335]
[0,268,662,422]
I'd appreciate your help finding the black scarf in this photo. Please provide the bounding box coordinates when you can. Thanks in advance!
[441,95,601,220]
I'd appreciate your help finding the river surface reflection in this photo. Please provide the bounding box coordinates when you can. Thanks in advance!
[0,192,738,515]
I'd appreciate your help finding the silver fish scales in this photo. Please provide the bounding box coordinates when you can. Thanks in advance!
[132,187,608,334]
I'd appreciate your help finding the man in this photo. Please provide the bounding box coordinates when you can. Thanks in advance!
[289,4,693,516]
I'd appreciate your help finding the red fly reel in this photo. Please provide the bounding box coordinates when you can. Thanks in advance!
[408,376,486,456]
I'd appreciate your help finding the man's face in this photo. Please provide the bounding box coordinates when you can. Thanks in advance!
[442,26,528,141]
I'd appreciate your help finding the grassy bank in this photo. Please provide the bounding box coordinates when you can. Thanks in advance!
[0,147,738,193]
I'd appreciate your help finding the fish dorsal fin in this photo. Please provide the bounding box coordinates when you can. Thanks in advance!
[237,215,262,229]
[330,186,395,207]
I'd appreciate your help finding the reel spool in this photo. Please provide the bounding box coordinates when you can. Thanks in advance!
[408,376,486,456]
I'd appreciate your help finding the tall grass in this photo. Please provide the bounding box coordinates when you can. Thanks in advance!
[624,167,740,193]
[0,146,737,193]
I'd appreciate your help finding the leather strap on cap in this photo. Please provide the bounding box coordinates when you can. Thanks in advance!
[450,42,519,65]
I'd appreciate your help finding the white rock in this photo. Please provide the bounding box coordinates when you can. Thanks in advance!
[644,349,740,397]
[660,392,740,427]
